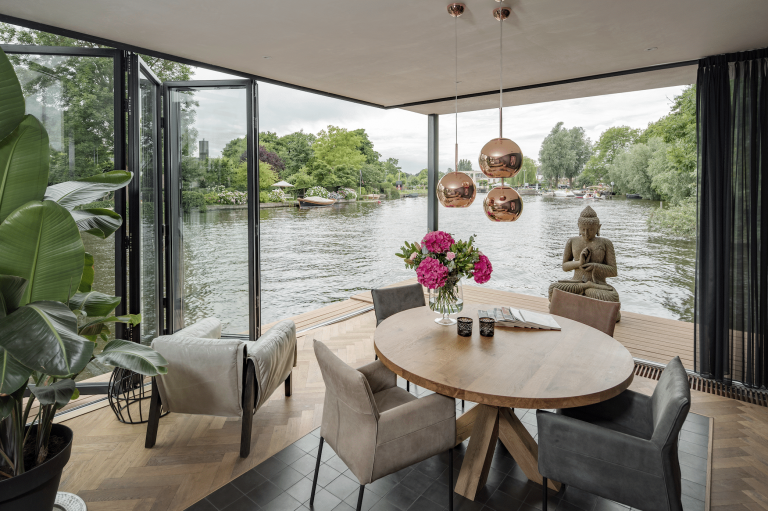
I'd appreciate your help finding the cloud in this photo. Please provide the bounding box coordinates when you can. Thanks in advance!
[191,66,688,174]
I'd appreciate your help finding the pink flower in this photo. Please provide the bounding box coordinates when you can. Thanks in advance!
[409,252,419,261]
[416,257,449,289]
[473,254,493,284]
[446,252,456,261]
[422,231,455,253]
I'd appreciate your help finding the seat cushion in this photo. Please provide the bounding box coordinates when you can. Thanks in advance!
[174,317,222,339]
[373,387,417,413]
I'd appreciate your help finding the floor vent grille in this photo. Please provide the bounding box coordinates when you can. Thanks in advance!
[633,360,768,407]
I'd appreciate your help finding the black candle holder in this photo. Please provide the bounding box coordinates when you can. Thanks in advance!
[479,317,495,337]
[457,317,473,337]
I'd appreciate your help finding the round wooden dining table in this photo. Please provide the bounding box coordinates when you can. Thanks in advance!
[373,302,635,501]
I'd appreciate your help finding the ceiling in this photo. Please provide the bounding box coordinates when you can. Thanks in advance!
[2,0,767,114]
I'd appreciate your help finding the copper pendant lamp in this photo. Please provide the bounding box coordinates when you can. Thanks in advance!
[437,3,476,208]
[480,4,523,222]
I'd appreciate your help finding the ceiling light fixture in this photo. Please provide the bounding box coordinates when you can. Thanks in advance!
[437,2,477,209]
[480,4,523,222]
[645,47,658,51]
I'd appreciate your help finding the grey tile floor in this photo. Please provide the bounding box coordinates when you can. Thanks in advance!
[186,379,709,511]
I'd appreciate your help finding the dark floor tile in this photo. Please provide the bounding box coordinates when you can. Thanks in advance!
[369,498,402,511]
[344,487,381,511]
[223,495,261,511]
[422,480,453,507]
[306,488,342,511]
[295,434,321,453]
[407,495,445,511]
[679,430,709,447]
[390,467,414,483]
[496,475,534,502]
[681,420,709,436]
[482,489,524,511]
[453,494,485,511]
[331,503,355,511]
[555,501,586,511]
[400,468,438,495]
[325,455,349,474]
[413,456,448,479]
[506,464,529,484]
[680,463,707,486]
[489,453,516,474]
[277,445,309,466]
[247,481,284,508]
[326,474,361,501]
[383,483,421,510]
[188,499,217,511]
[232,470,269,494]
[680,494,704,511]
[367,473,401,498]
[260,492,302,511]
[678,440,708,459]
[256,457,289,478]
[685,413,709,425]
[592,499,628,511]
[681,478,706,502]
[208,483,245,510]
[293,454,322,476]
[287,477,314,504]
[314,464,343,487]
[522,484,561,510]
[559,486,597,511]
[678,451,707,471]
[273,467,307,491]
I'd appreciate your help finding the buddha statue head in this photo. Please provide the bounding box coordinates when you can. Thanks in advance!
[578,206,601,240]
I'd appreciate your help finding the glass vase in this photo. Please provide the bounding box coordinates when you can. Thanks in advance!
[429,278,463,325]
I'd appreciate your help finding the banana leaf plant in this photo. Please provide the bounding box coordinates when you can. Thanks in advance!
[0,48,168,478]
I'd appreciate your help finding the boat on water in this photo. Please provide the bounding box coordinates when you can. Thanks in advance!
[363,194,383,200]
[553,190,575,198]
[573,190,585,198]
[298,196,337,208]
[403,193,420,198]
[626,193,643,199]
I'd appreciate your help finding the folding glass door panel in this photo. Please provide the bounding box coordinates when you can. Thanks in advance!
[128,55,163,344]
[163,81,259,340]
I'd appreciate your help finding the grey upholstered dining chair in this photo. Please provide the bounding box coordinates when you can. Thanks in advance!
[549,288,621,336]
[311,340,456,511]
[537,356,691,511]
[145,318,297,458]
[371,283,425,392]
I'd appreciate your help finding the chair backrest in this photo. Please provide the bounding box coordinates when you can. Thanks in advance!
[314,340,379,482]
[550,288,621,337]
[173,317,222,339]
[650,356,691,447]
[371,283,425,326]
[151,336,245,417]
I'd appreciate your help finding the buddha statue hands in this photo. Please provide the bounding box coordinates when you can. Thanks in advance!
[549,205,621,321]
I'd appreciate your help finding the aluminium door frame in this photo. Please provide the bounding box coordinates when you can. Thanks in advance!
[161,79,261,341]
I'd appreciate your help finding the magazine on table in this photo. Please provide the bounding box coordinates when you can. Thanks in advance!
[477,307,561,331]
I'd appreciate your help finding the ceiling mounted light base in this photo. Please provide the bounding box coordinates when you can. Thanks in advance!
[493,7,511,21]
[483,185,523,222]
[447,3,465,17]
[437,172,477,208]
[479,138,523,178]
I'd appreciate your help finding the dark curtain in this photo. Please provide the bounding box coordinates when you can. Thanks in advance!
[696,48,768,388]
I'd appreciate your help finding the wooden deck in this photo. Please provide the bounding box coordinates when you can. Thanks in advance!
[50,282,766,511]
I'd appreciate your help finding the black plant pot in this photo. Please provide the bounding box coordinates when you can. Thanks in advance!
[0,424,73,511]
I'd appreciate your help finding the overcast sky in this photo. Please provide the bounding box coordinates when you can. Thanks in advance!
[192,67,688,175]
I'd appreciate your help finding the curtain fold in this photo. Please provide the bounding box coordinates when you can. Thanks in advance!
[695,48,768,388]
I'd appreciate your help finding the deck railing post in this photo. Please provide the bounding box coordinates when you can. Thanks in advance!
[428,113,439,232]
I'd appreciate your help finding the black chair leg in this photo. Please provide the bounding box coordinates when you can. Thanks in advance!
[285,371,293,397]
[356,485,365,511]
[240,361,255,458]
[461,400,465,408]
[375,354,378,360]
[406,381,410,392]
[310,436,324,506]
[448,447,454,511]
[145,378,162,448]
[542,477,547,511]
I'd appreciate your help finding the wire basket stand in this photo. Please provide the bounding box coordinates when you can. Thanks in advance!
[108,367,167,424]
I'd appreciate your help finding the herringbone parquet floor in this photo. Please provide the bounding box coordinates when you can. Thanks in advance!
[56,303,768,511]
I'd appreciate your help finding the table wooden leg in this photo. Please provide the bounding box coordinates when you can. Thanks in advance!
[455,404,480,447]
[454,405,499,500]
[498,408,561,492]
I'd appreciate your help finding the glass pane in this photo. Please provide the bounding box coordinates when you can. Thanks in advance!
[169,86,249,334]
[9,53,117,378]
[139,69,160,344]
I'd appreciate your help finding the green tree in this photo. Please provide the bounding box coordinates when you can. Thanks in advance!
[457,159,473,173]
[352,129,381,165]
[510,157,538,186]
[579,126,641,187]
[539,122,591,188]
[287,170,315,190]
[314,126,366,169]
[609,137,666,199]
[277,130,316,178]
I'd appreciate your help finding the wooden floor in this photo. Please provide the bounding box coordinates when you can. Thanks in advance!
[54,283,764,511]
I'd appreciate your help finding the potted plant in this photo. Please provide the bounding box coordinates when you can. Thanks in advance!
[396,231,493,325]
[0,48,168,510]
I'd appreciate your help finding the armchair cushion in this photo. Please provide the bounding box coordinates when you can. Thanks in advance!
[151,336,245,417]
[560,389,654,440]
[373,386,416,413]
[357,359,397,394]
[244,320,297,411]
[174,317,222,339]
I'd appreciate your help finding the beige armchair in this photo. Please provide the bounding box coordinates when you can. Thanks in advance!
[144,319,297,458]
[311,340,456,511]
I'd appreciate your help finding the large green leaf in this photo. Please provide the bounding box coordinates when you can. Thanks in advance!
[0,275,27,318]
[0,300,93,377]
[0,48,26,143]
[29,378,77,410]
[95,339,168,376]
[0,345,31,395]
[70,208,122,238]
[79,314,140,341]
[68,291,120,317]
[0,200,84,305]
[79,253,94,293]
[44,171,132,210]
[0,115,49,223]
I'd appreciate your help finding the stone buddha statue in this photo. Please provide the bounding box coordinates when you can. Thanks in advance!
[548,205,621,321]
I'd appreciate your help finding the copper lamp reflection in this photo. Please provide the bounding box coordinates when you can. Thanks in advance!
[437,172,477,208]
[482,185,523,222]
[479,138,523,179]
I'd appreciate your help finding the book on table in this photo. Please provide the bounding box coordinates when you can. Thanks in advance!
[478,307,562,331]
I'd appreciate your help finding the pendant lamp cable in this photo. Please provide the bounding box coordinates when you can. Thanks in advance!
[454,13,458,176]
[499,14,503,139]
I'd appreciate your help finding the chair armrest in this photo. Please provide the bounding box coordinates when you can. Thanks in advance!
[562,390,654,439]
[377,393,455,446]
[173,318,222,339]
[537,410,659,478]
[357,360,396,394]
[244,320,297,410]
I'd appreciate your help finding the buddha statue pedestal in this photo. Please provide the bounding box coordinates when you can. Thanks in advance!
[548,205,621,322]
